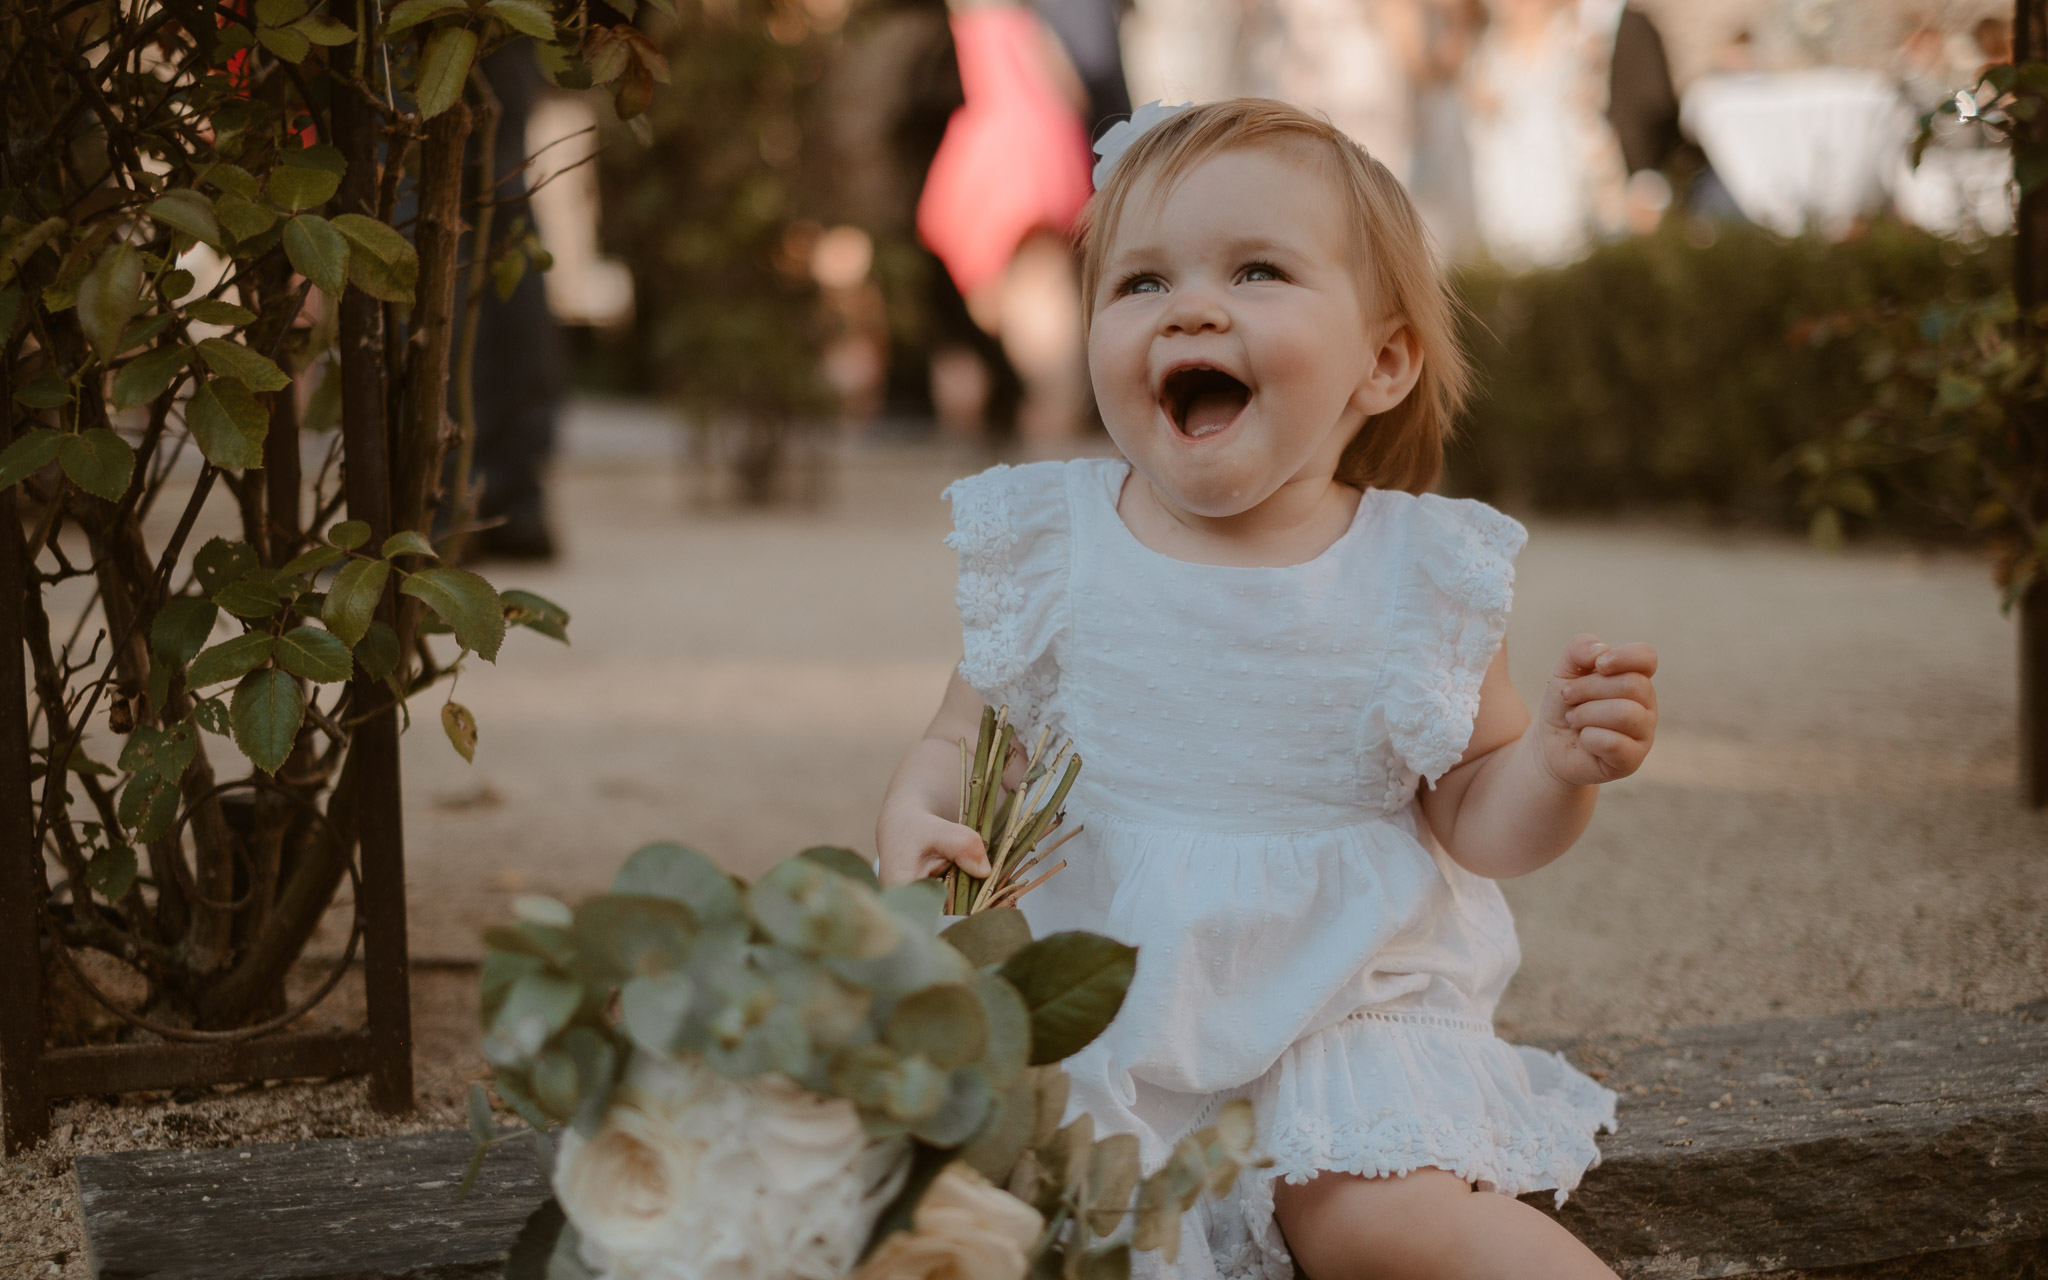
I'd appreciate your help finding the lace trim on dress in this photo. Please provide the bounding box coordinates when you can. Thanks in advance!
[1380,500,1528,812]
[944,465,1064,732]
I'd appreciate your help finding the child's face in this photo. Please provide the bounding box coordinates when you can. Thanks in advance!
[1088,144,1391,520]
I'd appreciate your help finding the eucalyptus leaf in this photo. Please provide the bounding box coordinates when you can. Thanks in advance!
[571,894,698,988]
[940,908,1033,968]
[466,1081,495,1144]
[797,845,879,889]
[620,972,695,1053]
[230,667,305,773]
[884,984,986,1070]
[911,1064,992,1146]
[1086,1132,1142,1236]
[611,842,741,922]
[971,972,1031,1085]
[750,858,900,959]
[491,970,583,1055]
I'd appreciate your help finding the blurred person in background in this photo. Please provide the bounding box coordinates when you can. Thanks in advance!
[1465,0,1625,267]
[461,46,569,560]
[1030,0,1133,134]
[916,0,1096,448]
[1891,11,2013,236]
[1397,0,1488,259]
[1244,0,1414,181]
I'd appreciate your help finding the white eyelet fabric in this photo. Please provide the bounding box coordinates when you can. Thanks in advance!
[944,459,1616,1280]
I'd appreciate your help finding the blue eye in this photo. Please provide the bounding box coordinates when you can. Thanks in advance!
[1119,274,1165,295]
[1242,262,1283,283]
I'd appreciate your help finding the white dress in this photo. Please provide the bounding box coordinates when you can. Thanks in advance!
[945,459,1616,1280]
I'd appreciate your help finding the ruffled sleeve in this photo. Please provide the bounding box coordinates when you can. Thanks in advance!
[944,462,1072,732]
[1378,494,1527,805]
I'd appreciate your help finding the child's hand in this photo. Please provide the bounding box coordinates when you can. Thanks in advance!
[876,807,992,889]
[1536,634,1659,788]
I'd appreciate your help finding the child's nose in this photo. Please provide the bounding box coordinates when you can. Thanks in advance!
[1161,283,1230,335]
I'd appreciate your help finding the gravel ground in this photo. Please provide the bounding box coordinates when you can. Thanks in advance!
[4,405,2044,1276]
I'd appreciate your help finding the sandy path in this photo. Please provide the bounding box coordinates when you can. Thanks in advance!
[377,422,2045,1039]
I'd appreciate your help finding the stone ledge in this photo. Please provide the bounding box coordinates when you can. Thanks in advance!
[1529,1002,2048,1279]
[72,1003,2048,1279]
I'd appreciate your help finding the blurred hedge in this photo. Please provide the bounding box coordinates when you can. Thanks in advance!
[1448,222,2011,530]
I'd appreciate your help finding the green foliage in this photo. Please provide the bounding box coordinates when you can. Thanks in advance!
[1452,221,2009,528]
[478,844,1264,1277]
[598,0,831,420]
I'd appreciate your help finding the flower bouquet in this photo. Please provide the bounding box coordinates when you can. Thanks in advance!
[945,705,1082,916]
[471,841,1262,1280]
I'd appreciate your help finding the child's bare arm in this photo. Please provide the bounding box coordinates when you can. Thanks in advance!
[876,671,997,887]
[1419,635,1658,879]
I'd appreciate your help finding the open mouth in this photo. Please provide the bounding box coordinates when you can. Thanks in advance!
[1161,365,1250,440]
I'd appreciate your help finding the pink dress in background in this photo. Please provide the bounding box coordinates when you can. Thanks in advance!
[916,6,1093,297]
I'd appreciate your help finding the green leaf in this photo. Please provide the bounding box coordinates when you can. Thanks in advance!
[256,0,309,25]
[466,1081,494,1144]
[490,970,582,1048]
[327,518,372,550]
[78,241,145,363]
[118,771,181,842]
[216,195,278,243]
[13,374,71,409]
[231,667,305,774]
[940,909,1034,968]
[187,631,277,688]
[145,189,223,249]
[484,0,554,37]
[188,379,270,468]
[570,894,697,988]
[971,972,1031,1085]
[193,537,259,595]
[884,984,986,1070]
[293,12,356,43]
[998,932,1137,1065]
[284,214,349,296]
[354,619,400,679]
[417,26,479,121]
[750,858,900,959]
[620,972,695,1053]
[202,163,263,200]
[185,299,260,327]
[304,360,341,431]
[0,428,65,489]
[112,345,193,410]
[610,842,742,923]
[380,529,437,559]
[193,696,231,736]
[400,565,506,660]
[384,0,466,30]
[441,699,478,761]
[322,556,390,646]
[284,144,349,175]
[798,845,879,889]
[275,624,353,683]
[197,337,292,392]
[151,597,220,669]
[267,164,340,212]
[86,845,139,902]
[331,213,408,264]
[59,429,136,501]
[213,570,288,618]
[500,588,570,642]
[331,213,418,303]
[280,543,344,575]
[117,312,174,354]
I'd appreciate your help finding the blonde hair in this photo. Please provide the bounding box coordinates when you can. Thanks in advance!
[1079,99,1471,495]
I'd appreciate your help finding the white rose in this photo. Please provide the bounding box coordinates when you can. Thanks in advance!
[553,1052,908,1280]
[848,1164,1044,1280]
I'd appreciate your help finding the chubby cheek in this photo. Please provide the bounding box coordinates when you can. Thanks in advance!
[1087,325,1156,435]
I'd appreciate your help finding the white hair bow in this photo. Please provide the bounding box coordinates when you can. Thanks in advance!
[1091,100,1193,190]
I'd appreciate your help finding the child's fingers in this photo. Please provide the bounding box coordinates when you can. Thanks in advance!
[1593,641,1658,678]
[1564,697,1655,740]
[1574,725,1648,776]
[1558,670,1656,710]
[1551,633,1610,679]
[930,821,991,879]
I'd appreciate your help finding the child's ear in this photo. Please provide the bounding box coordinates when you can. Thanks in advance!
[1354,322,1424,416]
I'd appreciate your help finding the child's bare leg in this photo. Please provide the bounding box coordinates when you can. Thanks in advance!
[1273,1168,1617,1280]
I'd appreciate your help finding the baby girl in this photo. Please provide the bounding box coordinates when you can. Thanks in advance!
[879,99,1658,1280]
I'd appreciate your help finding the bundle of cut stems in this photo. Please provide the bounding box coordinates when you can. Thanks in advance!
[943,705,1083,915]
